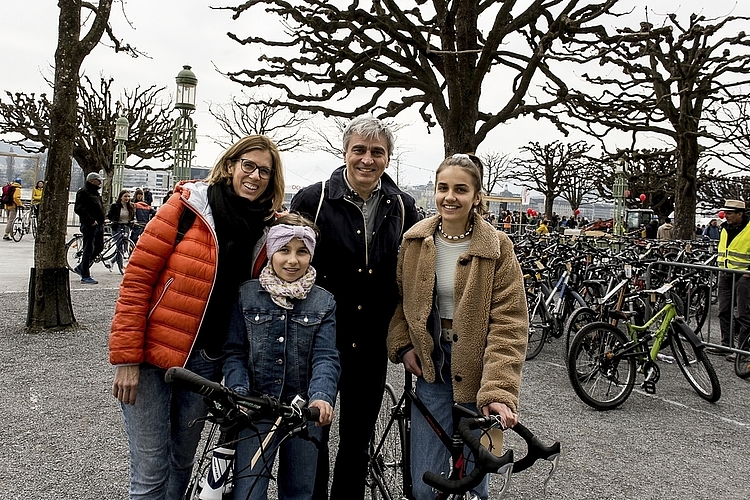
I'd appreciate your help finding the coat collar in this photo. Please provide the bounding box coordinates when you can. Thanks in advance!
[404,213,501,259]
[327,165,403,200]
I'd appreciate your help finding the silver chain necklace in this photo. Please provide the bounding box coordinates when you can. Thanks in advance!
[438,221,473,240]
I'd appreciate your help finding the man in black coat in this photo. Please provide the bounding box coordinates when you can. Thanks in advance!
[73,172,106,284]
[291,115,420,500]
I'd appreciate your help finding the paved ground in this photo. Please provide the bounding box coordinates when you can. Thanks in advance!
[0,233,748,499]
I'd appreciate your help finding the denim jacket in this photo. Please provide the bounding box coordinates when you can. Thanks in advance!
[223,279,341,407]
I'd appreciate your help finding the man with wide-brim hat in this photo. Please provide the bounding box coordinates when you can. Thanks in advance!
[715,199,750,361]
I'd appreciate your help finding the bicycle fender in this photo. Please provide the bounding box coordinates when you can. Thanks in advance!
[671,317,703,348]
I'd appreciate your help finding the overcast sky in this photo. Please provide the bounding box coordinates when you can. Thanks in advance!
[1,0,748,187]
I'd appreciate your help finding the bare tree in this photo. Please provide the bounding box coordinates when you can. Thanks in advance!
[207,92,310,151]
[698,167,750,212]
[512,140,592,217]
[217,0,617,156]
[23,0,138,330]
[550,11,750,239]
[479,151,513,195]
[0,77,172,203]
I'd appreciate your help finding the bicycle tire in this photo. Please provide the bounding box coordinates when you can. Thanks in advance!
[735,334,750,379]
[685,285,710,337]
[669,325,721,402]
[65,235,84,271]
[567,322,635,411]
[183,423,234,500]
[526,290,550,360]
[367,383,405,500]
[11,216,23,241]
[564,307,598,360]
[31,214,37,238]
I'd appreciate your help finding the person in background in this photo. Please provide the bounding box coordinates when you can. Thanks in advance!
[109,135,286,500]
[387,153,528,499]
[645,219,659,239]
[715,200,750,362]
[142,186,153,205]
[131,188,155,244]
[73,173,105,283]
[223,213,340,500]
[704,219,720,241]
[106,189,135,274]
[536,219,549,235]
[290,114,420,500]
[657,217,674,240]
[31,180,44,218]
[2,178,23,240]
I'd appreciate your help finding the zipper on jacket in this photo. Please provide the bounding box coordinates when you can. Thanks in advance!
[343,196,370,267]
[148,277,174,319]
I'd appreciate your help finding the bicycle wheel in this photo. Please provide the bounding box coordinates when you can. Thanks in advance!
[119,238,136,272]
[735,334,750,379]
[564,307,598,359]
[65,235,84,271]
[567,322,635,411]
[526,289,550,360]
[669,324,721,402]
[31,213,37,238]
[11,216,23,241]
[367,383,405,500]
[685,285,710,337]
[183,423,234,500]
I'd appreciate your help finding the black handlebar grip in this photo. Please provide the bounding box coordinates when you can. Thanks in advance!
[164,367,226,400]
[510,422,561,473]
[423,467,485,494]
[457,418,514,471]
[306,406,321,423]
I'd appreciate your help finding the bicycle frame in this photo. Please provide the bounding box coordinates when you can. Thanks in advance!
[369,371,559,500]
[625,300,677,363]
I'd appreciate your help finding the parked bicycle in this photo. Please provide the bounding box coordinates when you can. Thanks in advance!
[10,204,36,241]
[164,367,321,500]
[65,222,135,275]
[567,276,721,411]
[366,370,560,499]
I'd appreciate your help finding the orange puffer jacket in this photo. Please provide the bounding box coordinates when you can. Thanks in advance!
[109,181,267,369]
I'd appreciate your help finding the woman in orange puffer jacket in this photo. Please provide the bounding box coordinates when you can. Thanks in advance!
[109,135,286,500]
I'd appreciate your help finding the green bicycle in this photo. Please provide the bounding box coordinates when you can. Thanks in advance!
[567,278,721,411]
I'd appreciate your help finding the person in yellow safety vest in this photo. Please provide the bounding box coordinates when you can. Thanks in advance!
[716,199,750,361]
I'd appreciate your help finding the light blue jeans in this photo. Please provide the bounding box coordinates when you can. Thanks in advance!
[233,419,323,500]
[120,349,222,500]
[410,342,489,500]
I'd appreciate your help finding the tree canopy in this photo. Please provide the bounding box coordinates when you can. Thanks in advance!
[219,0,617,156]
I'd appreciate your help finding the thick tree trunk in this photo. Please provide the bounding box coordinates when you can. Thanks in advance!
[673,135,699,240]
[28,3,84,331]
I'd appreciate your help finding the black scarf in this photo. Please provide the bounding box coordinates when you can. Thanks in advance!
[196,181,274,355]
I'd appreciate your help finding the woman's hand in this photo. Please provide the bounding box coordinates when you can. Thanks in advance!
[309,400,333,426]
[401,349,423,377]
[112,365,140,405]
[481,402,518,429]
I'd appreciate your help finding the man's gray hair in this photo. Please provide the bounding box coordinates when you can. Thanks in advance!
[342,114,395,157]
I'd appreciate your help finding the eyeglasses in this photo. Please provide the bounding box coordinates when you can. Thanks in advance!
[233,159,274,180]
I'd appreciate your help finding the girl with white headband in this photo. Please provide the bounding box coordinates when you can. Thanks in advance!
[223,213,341,500]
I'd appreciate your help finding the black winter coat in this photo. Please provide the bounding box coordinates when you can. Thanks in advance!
[291,166,420,356]
[74,182,105,226]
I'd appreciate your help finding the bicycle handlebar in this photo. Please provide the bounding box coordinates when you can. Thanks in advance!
[164,367,320,423]
[422,417,560,495]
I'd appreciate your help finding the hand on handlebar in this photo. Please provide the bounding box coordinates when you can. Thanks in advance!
[401,349,423,377]
[481,402,517,429]
[309,400,333,426]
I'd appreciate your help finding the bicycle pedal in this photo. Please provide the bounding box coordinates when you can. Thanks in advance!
[640,380,656,394]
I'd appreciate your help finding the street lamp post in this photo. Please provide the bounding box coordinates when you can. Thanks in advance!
[171,65,198,185]
[613,158,629,237]
[112,111,129,196]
